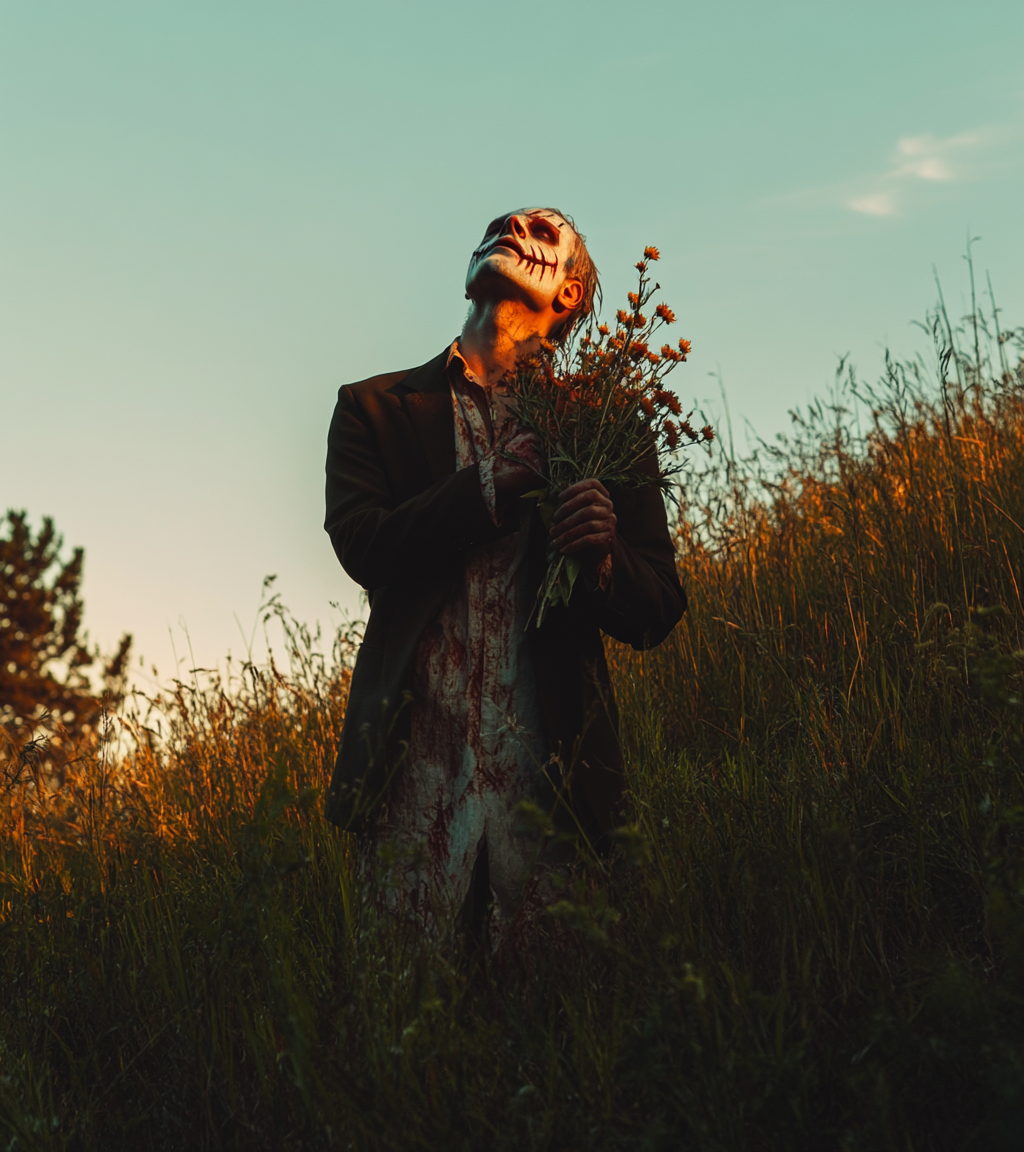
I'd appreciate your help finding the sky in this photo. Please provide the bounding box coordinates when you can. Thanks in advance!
[1,0,1021,684]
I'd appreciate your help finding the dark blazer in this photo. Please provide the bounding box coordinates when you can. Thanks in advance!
[324,346,686,836]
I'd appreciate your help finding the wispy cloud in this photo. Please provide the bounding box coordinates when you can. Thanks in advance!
[847,192,895,217]
[846,126,1009,216]
[891,130,985,180]
[770,121,1019,221]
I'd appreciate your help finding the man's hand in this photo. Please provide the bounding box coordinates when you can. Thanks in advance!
[493,430,545,500]
[550,479,616,564]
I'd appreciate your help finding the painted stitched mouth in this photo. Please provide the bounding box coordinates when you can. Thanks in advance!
[494,236,525,257]
[486,235,559,279]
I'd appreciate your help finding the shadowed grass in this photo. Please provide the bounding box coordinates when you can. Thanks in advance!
[2,279,1023,1150]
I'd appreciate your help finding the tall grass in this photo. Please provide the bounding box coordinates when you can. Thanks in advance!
[2,279,1023,1150]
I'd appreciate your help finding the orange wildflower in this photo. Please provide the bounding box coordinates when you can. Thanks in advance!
[498,244,699,625]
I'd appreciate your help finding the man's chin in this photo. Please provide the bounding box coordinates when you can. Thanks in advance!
[470,252,519,281]
[467,259,550,303]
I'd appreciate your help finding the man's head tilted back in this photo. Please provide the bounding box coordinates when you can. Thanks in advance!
[465,208,600,342]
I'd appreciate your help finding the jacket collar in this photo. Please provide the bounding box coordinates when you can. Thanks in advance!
[401,344,457,393]
[399,344,459,483]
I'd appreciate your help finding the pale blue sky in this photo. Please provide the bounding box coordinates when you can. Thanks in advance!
[1,0,1021,678]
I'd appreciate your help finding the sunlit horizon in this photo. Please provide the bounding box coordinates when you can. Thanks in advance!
[1,0,1021,680]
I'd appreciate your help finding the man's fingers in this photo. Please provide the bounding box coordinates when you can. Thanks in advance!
[553,515,616,546]
[553,489,613,523]
[494,445,547,498]
[547,478,617,555]
[556,528,615,551]
[509,449,543,470]
[500,431,544,479]
[506,431,542,460]
[559,477,608,495]
[557,530,616,556]
[551,507,616,538]
[556,478,610,506]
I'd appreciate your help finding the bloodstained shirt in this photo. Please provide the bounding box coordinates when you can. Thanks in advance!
[378,342,548,919]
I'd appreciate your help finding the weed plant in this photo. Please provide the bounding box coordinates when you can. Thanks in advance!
[2,275,1023,1150]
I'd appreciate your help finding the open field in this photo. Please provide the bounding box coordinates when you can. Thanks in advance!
[2,284,1023,1150]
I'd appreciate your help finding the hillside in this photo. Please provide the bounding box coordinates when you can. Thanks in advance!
[2,286,1023,1150]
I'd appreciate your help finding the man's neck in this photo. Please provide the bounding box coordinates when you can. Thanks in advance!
[458,299,549,388]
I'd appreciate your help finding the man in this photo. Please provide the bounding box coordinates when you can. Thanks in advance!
[324,208,685,933]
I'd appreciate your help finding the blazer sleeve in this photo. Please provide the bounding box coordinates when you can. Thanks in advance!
[325,384,503,590]
[581,451,687,650]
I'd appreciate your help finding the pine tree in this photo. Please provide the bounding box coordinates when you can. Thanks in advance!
[0,510,130,737]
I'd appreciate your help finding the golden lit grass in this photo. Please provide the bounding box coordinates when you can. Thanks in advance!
[2,291,1023,1150]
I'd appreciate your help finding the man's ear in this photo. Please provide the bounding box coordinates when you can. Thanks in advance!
[552,278,584,314]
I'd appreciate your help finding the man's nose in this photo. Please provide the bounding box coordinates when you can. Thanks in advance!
[508,214,528,239]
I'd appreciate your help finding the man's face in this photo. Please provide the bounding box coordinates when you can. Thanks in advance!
[465,209,579,308]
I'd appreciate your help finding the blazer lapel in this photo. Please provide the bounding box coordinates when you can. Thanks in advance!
[402,346,457,485]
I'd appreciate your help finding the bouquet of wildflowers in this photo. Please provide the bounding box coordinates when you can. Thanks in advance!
[504,247,713,626]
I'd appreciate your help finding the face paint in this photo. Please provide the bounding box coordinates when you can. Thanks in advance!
[466,209,577,300]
